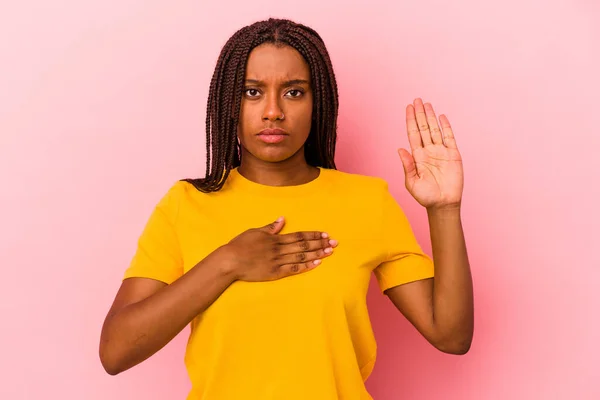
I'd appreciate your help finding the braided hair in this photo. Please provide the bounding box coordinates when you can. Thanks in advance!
[182,18,339,193]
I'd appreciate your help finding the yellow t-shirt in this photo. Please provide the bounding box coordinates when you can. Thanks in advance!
[124,167,434,400]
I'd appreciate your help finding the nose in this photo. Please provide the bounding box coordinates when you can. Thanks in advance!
[262,94,284,122]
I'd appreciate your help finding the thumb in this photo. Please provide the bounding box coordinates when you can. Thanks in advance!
[398,148,418,182]
[260,216,285,234]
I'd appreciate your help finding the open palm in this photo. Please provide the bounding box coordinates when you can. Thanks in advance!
[397,98,464,209]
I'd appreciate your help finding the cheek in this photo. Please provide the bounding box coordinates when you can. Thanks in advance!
[291,95,313,129]
[298,102,313,133]
[238,104,255,138]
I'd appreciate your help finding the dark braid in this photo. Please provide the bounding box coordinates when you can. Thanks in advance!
[182,18,339,193]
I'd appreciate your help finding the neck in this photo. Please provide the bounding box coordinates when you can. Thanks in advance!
[237,151,319,187]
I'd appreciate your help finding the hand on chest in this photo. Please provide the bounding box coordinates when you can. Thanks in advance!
[180,201,385,307]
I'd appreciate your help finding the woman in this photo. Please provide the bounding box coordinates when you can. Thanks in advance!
[100,18,474,399]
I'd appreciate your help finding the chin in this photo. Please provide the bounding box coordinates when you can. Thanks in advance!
[248,146,300,163]
[256,152,295,163]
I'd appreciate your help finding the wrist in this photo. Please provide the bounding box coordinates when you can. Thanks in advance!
[211,244,241,282]
[426,204,462,219]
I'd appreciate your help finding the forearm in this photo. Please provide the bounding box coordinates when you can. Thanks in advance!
[101,245,236,374]
[427,206,474,353]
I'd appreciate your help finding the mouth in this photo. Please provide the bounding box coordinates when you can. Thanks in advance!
[256,128,289,144]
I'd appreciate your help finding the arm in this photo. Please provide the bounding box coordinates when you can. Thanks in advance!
[388,98,473,354]
[99,246,236,375]
[100,217,334,375]
[385,206,473,354]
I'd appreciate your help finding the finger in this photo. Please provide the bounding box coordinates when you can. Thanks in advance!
[406,104,423,152]
[424,103,443,145]
[398,148,419,180]
[414,98,432,146]
[259,216,285,234]
[278,231,328,244]
[278,237,337,256]
[278,247,333,266]
[280,259,322,277]
[439,114,458,149]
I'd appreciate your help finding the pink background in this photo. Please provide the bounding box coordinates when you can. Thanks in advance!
[2,1,599,399]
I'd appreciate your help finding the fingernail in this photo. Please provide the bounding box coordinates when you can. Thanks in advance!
[313,259,321,265]
[324,247,333,254]
[276,216,284,222]
[329,239,338,247]
[321,232,329,238]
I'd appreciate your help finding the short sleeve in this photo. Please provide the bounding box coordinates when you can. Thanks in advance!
[123,183,184,284]
[373,181,434,293]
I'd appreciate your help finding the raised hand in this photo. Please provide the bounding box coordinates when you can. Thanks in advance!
[223,217,337,282]
[397,98,464,210]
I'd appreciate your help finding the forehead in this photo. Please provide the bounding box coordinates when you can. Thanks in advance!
[245,44,310,81]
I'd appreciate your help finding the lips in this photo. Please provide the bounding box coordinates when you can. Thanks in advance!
[257,128,288,144]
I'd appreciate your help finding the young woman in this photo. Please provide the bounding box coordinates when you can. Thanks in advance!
[100,18,474,400]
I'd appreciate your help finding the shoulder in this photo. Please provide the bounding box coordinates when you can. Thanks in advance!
[324,168,390,194]
[154,180,209,215]
[159,180,190,203]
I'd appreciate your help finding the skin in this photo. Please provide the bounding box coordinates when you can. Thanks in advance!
[236,43,319,186]
[99,43,473,376]
[390,100,473,354]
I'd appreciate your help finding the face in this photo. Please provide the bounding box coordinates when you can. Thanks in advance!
[237,43,313,166]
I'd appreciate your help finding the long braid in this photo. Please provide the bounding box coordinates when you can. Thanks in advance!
[288,24,338,167]
[286,31,328,165]
[183,18,339,193]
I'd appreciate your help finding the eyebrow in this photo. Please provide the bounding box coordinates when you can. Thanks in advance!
[244,79,310,86]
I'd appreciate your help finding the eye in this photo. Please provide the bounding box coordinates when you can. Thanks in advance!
[285,89,304,98]
[244,88,260,98]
